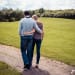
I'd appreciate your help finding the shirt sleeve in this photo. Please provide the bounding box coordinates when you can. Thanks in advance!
[33,21,42,33]
[18,20,23,35]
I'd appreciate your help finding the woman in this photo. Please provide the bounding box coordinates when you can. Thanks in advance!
[31,15,44,68]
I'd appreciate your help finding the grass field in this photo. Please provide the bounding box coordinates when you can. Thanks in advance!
[0,62,20,75]
[0,18,75,66]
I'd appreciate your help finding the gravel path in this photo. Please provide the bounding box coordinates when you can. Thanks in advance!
[0,44,75,75]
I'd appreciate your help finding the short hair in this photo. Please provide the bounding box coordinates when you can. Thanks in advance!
[32,15,38,20]
[24,11,30,16]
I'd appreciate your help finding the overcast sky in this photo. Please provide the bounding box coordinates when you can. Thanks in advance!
[0,0,75,10]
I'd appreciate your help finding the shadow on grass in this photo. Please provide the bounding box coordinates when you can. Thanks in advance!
[21,67,50,75]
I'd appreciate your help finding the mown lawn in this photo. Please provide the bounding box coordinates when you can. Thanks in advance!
[0,18,75,66]
[0,62,20,75]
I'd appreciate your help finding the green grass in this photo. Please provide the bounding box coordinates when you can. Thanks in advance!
[0,62,20,75]
[0,22,20,47]
[0,18,75,66]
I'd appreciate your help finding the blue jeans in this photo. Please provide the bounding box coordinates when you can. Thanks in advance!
[31,38,42,64]
[20,36,33,67]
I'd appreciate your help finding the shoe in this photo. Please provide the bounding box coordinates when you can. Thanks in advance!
[26,64,30,69]
[24,64,30,71]
[35,64,39,68]
[24,68,28,71]
[24,65,27,71]
[24,64,30,69]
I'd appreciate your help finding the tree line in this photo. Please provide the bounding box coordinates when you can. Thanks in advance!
[0,8,24,22]
[0,8,75,22]
[33,8,75,19]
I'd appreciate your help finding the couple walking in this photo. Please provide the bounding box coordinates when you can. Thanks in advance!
[19,11,44,70]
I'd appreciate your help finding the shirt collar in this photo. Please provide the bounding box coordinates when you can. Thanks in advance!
[25,16,31,18]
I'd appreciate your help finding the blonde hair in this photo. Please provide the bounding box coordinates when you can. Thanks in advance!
[32,15,38,20]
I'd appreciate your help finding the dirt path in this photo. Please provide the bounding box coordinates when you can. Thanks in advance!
[0,44,75,75]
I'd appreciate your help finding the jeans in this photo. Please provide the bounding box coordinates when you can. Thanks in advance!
[20,35,33,67]
[31,38,42,64]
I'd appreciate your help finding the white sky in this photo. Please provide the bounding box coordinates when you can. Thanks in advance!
[0,0,75,10]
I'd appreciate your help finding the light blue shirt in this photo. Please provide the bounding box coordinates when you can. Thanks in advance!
[19,17,42,36]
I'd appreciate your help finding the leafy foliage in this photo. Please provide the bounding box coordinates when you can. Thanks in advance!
[0,8,75,22]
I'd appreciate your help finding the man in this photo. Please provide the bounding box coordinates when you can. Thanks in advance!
[19,11,42,70]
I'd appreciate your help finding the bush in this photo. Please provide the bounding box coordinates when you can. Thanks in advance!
[9,17,15,22]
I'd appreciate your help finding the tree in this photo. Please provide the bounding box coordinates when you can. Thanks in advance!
[39,8,45,14]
